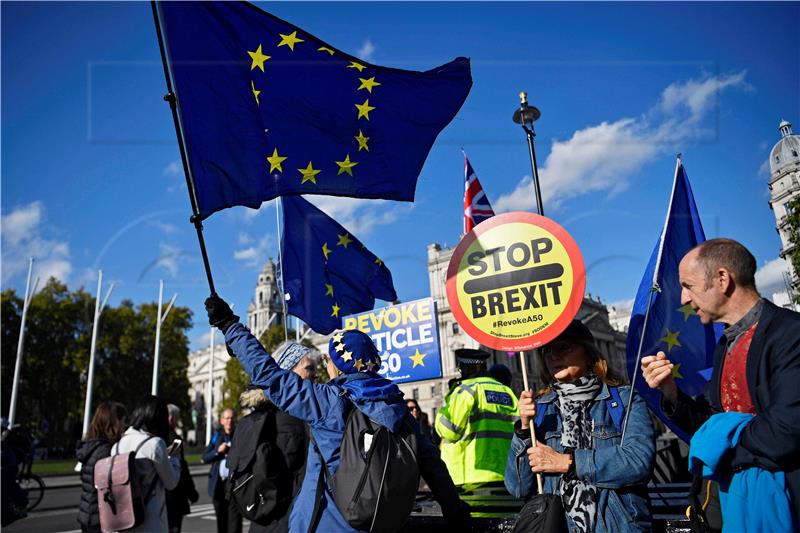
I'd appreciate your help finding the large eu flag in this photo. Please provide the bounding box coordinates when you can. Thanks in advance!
[157,2,472,220]
[280,195,397,334]
[626,159,721,442]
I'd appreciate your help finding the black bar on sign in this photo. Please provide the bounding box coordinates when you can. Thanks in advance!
[463,263,564,294]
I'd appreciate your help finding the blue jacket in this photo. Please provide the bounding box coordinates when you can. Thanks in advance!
[505,384,655,533]
[689,412,794,533]
[202,429,234,498]
[226,322,465,532]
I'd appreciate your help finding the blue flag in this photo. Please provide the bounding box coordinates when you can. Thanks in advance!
[158,2,472,220]
[280,196,397,334]
[626,159,721,442]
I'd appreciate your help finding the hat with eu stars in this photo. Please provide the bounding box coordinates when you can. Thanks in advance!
[328,329,381,374]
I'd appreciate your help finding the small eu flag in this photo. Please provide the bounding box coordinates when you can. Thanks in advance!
[157,2,472,220]
[280,195,397,335]
[626,158,721,442]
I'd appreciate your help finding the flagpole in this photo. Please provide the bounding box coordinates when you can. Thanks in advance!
[275,198,289,342]
[8,258,36,426]
[82,271,115,437]
[620,155,682,445]
[519,350,544,494]
[152,280,177,396]
[151,1,217,296]
[206,326,215,444]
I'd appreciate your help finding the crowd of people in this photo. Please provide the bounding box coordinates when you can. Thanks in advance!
[3,237,796,533]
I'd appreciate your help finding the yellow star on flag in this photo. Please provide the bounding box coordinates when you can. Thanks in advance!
[335,154,358,176]
[341,350,353,362]
[677,304,696,321]
[331,303,340,317]
[325,283,334,297]
[317,46,335,55]
[277,31,304,51]
[247,44,271,71]
[266,148,286,173]
[660,329,682,352]
[298,162,321,184]
[250,81,261,105]
[321,242,331,261]
[374,257,383,266]
[332,330,344,343]
[355,99,375,120]
[347,61,366,72]
[671,363,684,379]
[357,77,381,93]
[409,349,426,368]
[354,130,370,152]
[336,233,353,248]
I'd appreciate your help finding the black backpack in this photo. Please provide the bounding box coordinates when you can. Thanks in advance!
[310,403,420,533]
[227,409,290,524]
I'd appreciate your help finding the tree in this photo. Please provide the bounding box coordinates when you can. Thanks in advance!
[785,194,800,304]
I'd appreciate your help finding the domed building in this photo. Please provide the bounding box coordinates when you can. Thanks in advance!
[768,119,800,295]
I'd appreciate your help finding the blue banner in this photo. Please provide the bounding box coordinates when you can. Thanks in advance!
[343,298,443,384]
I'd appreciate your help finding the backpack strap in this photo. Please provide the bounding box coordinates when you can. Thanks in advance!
[606,387,624,432]
[132,435,160,503]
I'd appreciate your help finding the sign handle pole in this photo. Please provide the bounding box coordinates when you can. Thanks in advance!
[519,350,544,494]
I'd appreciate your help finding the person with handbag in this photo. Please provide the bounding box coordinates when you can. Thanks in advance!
[505,320,655,532]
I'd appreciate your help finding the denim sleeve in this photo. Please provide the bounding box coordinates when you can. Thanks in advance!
[504,430,535,499]
[225,322,340,426]
[574,390,655,488]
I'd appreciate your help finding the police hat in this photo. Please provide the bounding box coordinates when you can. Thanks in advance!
[455,348,490,365]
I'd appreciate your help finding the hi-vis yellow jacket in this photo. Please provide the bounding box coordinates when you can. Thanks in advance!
[435,376,518,488]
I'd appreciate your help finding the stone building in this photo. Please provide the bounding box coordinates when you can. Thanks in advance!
[768,118,800,305]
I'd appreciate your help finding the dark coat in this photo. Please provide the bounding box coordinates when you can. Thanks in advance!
[203,429,234,498]
[76,438,112,532]
[166,429,198,525]
[666,300,800,522]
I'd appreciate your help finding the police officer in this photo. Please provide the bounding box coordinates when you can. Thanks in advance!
[435,348,518,490]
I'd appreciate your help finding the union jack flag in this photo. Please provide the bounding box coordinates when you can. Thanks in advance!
[463,154,495,233]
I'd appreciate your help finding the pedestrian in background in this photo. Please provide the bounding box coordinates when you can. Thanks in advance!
[166,403,198,533]
[506,320,655,532]
[204,408,242,533]
[113,395,182,531]
[76,402,127,533]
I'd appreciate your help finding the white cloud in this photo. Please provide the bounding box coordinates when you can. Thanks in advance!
[1,202,72,286]
[192,328,225,350]
[755,257,790,296]
[233,234,274,268]
[162,161,181,177]
[156,242,181,277]
[357,39,375,62]
[238,232,253,245]
[305,195,410,236]
[608,298,635,315]
[147,220,179,235]
[494,72,750,213]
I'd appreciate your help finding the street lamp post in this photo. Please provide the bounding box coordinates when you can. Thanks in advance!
[512,91,544,216]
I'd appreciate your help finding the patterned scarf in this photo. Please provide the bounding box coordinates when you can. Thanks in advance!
[552,374,601,533]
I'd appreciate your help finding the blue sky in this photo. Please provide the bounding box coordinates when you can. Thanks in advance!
[3,2,799,350]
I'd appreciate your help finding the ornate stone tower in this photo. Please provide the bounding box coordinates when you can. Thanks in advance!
[247,258,284,339]
[768,119,800,294]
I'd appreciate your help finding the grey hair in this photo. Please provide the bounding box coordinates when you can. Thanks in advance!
[167,404,181,421]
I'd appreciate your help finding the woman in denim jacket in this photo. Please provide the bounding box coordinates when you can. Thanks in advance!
[505,320,655,533]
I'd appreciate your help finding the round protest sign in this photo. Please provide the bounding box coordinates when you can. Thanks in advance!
[446,212,586,351]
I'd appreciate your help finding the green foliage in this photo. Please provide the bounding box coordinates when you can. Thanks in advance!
[1,278,193,451]
[785,194,800,304]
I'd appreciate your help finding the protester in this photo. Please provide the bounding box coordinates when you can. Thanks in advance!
[113,395,181,531]
[205,294,469,532]
[230,341,313,533]
[506,320,655,532]
[406,399,435,442]
[204,408,242,533]
[76,402,127,533]
[641,238,800,528]
[165,404,199,533]
[435,348,518,490]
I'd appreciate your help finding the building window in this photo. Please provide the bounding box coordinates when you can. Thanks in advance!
[452,322,460,334]
[786,204,795,217]
[413,388,419,400]
[430,385,436,398]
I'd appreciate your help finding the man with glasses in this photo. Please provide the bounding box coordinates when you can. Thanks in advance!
[203,408,241,533]
[435,348,518,490]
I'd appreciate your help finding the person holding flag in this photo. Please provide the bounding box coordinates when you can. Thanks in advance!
[641,238,800,530]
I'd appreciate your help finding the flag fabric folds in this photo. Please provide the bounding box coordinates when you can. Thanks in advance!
[158,1,473,220]
[625,159,721,442]
[463,154,495,233]
[280,195,397,335]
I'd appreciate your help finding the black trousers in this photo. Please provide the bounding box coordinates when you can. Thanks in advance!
[213,481,243,533]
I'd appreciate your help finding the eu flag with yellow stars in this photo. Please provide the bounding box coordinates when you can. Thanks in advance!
[280,195,397,335]
[626,158,722,442]
[157,1,472,220]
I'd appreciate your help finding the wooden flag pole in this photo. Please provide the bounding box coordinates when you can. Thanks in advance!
[519,350,544,494]
[151,0,216,295]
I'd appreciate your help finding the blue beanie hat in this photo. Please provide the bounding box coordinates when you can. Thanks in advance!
[328,329,381,374]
